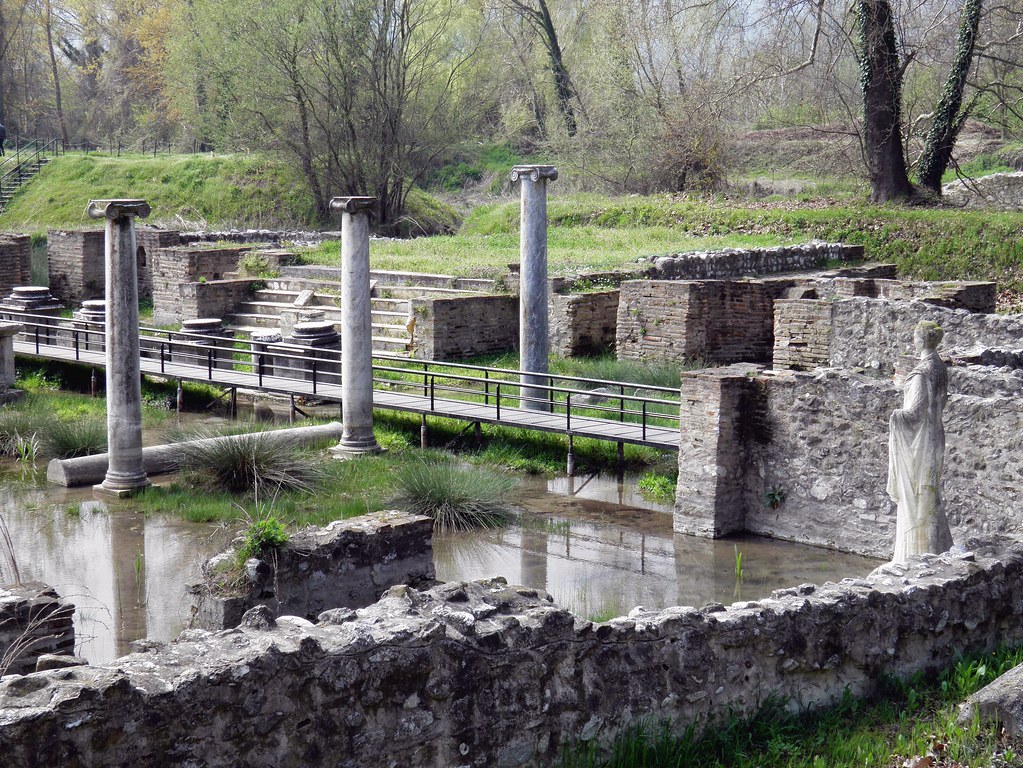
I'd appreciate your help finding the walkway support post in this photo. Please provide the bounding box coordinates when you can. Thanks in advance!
[510,164,557,412]
[88,198,151,497]
[329,196,382,458]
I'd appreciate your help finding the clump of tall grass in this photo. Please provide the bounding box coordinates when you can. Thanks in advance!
[390,460,518,531]
[39,416,107,459]
[175,426,325,495]
[0,398,106,459]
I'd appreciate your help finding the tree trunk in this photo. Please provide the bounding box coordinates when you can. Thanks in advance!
[857,0,914,202]
[535,0,577,137]
[43,0,69,146]
[915,0,982,194]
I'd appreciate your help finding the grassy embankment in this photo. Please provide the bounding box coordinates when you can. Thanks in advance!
[5,152,1022,300]
[298,194,1023,305]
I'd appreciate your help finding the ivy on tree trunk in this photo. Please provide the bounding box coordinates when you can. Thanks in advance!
[857,0,914,203]
[915,0,983,194]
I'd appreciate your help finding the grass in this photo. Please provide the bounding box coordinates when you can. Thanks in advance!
[561,646,1023,768]
[390,457,519,531]
[637,472,677,504]
[289,192,1023,296]
[560,646,1023,764]
[174,426,329,494]
[0,387,170,460]
[0,152,317,233]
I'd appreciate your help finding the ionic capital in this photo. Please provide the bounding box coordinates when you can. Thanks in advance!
[329,196,377,215]
[86,199,151,220]
[509,165,558,183]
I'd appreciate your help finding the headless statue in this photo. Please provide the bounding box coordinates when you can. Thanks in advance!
[888,320,954,562]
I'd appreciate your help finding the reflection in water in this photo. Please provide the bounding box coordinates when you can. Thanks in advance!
[1,463,881,664]
[435,473,881,622]
[0,475,219,664]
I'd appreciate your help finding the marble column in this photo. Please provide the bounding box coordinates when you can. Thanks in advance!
[329,196,381,457]
[510,165,557,411]
[88,199,151,498]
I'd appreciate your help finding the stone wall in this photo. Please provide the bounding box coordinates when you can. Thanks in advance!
[192,511,435,630]
[617,280,782,364]
[675,365,1023,558]
[0,235,31,297]
[550,290,620,356]
[3,542,1023,766]
[646,242,864,280]
[943,171,1023,211]
[47,229,105,305]
[411,294,519,360]
[164,280,253,327]
[0,584,75,675]
[773,298,1023,375]
[135,228,181,300]
[150,244,258,325]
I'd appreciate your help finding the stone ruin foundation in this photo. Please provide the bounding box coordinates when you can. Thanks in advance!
[191,511,435,630]
[0,538,1021,766]
[0,584,76,676]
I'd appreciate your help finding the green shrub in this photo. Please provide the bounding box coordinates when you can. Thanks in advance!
[390,460,518,531]
[236,515,289,563]
[637,472,677,503]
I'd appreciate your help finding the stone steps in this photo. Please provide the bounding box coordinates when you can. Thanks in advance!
[227,286,412,350]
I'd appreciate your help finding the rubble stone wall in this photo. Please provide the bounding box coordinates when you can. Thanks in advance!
[773,297,1023,374]
[549,290,620,356]
[192,512,435,630]
[1,542,1022,767]
[675,366,1023,558]
[47,229,105,305]
[646,242,864,279]
[943,171,1023,211]
[0,584,75,675]
[411,295,518,360]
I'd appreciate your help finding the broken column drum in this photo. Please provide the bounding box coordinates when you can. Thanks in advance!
[73,300,107,352]
[0,287,63,344]
[510,165,558,411]
[176,318,233,370]
[250,330,284,379]
[330,196,381,456]
[88,199,152,498]
[286,320,341,385]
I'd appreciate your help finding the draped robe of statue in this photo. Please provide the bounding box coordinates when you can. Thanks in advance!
[887,346,953,562]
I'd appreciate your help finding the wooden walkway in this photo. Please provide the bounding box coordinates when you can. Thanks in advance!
[14,339,680,451]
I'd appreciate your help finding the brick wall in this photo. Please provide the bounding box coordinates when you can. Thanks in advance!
[411,295,519,360]
[47,229,105,305]
[549,290,619,356]
[773,297,1023,374]
[0,235,31,296]
[617,280,781,365]
[772,299,834,370]
[152,245,253,325]
[135,229,181,299]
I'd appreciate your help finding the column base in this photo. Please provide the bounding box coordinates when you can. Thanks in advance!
[94,476,152,498]
[329,442,385,460]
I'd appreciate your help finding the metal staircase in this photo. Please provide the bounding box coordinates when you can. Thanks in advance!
[0,139,60,211]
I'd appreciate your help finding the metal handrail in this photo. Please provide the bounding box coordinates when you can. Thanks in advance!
[8,311,682,442]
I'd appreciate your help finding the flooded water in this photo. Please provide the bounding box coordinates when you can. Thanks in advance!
[436,473,880,621]
[1,465,880,665]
